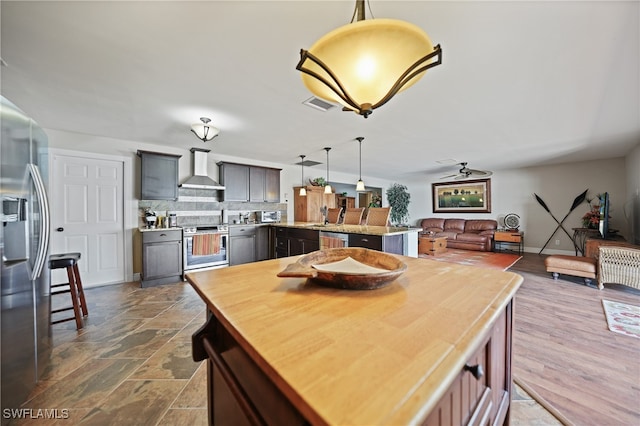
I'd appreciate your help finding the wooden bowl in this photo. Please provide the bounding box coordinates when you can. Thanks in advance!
[277,248,407,290]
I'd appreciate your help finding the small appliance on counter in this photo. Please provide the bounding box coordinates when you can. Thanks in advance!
[260,211,281,223]
[143,208,156,228]
[168,211,178,227]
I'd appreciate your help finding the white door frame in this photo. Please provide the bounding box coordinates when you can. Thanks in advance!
[49,148,134,283]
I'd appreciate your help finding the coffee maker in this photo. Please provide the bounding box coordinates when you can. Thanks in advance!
[145,215,156,229]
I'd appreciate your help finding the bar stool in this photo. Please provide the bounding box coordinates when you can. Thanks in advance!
[49,253,88,329]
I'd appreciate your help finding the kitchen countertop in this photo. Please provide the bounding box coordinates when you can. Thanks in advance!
[138,227,182,232]
[186,255,523,425]
[273,221,422,236]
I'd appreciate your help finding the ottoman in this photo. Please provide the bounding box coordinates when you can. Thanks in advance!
[544,255,597,285]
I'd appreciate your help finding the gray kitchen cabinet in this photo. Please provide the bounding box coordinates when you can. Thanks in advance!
[229,225,256,266]
[218,162,250,202]
[137,150,181,200]
[218,162,280,203]
[264,167,280,202]
[249,167,266,202]
[141,229,183,287]
[255,225,271,261]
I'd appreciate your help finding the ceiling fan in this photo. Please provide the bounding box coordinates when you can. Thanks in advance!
[440,162,493,180]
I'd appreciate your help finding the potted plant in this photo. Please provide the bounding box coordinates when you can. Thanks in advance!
[386,183,411,226]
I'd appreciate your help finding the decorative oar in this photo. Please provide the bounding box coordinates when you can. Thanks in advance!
[535,189,588,254]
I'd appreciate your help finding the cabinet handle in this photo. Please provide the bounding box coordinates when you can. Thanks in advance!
[160,233,167,237]
[361,238,368,242]
[464,363,484,380]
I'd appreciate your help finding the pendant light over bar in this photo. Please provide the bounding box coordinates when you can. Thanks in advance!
[296,0,442,118]
[324,147,333,194]
[299,155,307,196]
[355,137,366,192]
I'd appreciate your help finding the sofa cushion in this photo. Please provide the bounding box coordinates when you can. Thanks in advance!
[443,219,466,233]
[456,233,491,244]
[464,220,498,233]
[436,231,459,240]
[420,218,445,233]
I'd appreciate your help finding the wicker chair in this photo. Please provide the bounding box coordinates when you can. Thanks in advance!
[342,208,365,225]
[365,207,391,226]
[597,246,640,290]
[326,207,343,224]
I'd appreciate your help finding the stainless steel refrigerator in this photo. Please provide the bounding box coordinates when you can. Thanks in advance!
[1,96,51,412]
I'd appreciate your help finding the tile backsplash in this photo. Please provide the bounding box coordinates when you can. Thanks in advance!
[138,187,286,228]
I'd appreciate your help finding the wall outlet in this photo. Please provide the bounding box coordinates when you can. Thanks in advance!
[555,239,560,245]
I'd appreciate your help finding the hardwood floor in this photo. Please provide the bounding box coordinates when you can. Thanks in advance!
[510,253,640,426]
[9,252,637,425]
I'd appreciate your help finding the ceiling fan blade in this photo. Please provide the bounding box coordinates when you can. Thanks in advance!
[469,169,492,177]
[440,173,459,180]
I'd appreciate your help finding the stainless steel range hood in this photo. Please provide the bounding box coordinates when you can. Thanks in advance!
[179,148,225,190]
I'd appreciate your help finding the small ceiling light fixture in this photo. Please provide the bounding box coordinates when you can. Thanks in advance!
[324,147,333,194]
[299,155,307,196]
[191,117,220,142]
[296,0,442,118]
[355,137,366,192]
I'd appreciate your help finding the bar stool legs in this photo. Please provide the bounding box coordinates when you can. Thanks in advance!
[49,253,88,330]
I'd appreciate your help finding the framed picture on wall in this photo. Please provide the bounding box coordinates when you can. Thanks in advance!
[432,179,491,213]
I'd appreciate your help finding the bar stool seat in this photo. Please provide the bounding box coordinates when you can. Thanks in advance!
[49,252,88,329]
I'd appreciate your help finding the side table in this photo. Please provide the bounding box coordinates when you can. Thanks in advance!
[418,235,447,256]
[494,231,524,255]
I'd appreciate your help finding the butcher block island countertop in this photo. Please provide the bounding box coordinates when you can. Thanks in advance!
[277,221,422,236]
[187,254,523,425]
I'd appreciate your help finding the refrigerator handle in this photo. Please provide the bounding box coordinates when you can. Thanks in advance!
[28,164,50,280]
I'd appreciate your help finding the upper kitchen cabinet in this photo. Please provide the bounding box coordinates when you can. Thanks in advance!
[218,162,280,203]
[218,162,249,201]
[137,150,181,200]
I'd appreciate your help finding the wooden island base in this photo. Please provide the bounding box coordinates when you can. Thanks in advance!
[188,255,522,425]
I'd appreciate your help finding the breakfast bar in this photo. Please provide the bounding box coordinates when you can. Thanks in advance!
[187,254,522,425]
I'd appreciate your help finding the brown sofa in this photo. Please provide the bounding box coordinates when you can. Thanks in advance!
[419,218,497,252]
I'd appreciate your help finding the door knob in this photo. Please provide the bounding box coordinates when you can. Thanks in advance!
[56,227,64,232]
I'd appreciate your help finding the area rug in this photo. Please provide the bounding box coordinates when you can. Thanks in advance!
[602,299,640,339]
[419,249,522,271]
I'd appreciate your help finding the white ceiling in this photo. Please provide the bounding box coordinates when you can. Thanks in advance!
[2,1,638,180]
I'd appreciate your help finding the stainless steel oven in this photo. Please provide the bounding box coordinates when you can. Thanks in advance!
[183,225,229,273]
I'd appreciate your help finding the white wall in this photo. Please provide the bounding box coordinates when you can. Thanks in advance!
[404,157,629,254]
[626,142,640,244]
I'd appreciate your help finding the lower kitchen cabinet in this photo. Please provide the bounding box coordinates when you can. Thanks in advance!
[424,305,512,425]
[349,233,403,254]
[255,225,270,261]
[273,227,319,257]
[229,225,256,266]
[141,229,183,287]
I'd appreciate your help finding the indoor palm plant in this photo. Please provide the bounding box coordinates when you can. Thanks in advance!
[386,183,411,225]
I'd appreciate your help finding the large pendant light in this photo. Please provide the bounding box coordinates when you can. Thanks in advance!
[191,117,220,142]
[324,147,333,194]
[299,155,307,196]
[355,137,366,192]
[296,0,442,118]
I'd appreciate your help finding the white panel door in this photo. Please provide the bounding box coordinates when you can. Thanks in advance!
[50,154,125,287]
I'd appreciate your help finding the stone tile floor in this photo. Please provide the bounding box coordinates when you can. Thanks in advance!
[10,281,562,425]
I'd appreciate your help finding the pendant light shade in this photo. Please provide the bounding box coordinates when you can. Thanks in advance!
[191,117,220,142]
[296,0,442,118]
[355,136,366,191]
[324,147,332,194]
[299,155,307,196]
